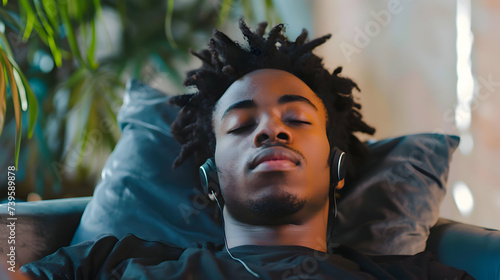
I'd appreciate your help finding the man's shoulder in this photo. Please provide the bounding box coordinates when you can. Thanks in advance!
[20,233,187,280]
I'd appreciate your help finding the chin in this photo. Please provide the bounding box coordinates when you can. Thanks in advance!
[225,190,307,225]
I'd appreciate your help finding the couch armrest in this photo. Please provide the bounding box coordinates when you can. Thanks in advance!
[0,197,91,269]
[427,218,500,280]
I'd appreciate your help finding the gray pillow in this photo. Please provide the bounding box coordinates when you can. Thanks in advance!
[333,134,459,255]
[72,80,459,255]
[71,80,223,248]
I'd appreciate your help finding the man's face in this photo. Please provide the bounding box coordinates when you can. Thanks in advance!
[213,69,331,225]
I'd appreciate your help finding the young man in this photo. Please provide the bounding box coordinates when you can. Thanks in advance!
[20,20,473,279]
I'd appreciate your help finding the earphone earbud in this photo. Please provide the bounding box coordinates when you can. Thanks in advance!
[326,147,346,243]
[199,157,220,199]
[330,147,347,188]
[209,190,217,201]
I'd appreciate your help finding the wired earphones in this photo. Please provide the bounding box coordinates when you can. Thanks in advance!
[211,190,261,278]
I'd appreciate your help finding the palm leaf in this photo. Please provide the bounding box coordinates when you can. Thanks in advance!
[19,0,36,41]
[0,48,38,167]
[58,1,86,69]
[0,51,22,169]
[76,94,93,169]
[86,17,98,70]
[241,0,254,23]
[34,0,62,67]
[265,0,281,26]
[217,0,233,26]
[41,0,60,29]
[0,8,22,32]
[12,69,26,111]
[1,46,37,138]
[12,65,37,139]
[17,0,51,46]
[23,71,37,138]
[0,57,6,137]
[165,0,177,48]
[0,29,14,56]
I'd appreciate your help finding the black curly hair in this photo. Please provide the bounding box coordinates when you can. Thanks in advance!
[169,19,375,178]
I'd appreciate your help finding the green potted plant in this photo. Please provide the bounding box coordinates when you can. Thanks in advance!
[0,0,280,200]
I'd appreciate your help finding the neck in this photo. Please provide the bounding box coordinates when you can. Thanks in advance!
[222,203,329,252]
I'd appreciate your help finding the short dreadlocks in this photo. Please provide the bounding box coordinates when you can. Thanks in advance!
[169,19,375,177]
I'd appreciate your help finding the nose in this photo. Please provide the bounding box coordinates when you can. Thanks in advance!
[253,117,292,147]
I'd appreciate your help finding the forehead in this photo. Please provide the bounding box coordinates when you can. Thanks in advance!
[214,69,326,116]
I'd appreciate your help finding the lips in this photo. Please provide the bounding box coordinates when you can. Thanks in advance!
[249,147,301,170]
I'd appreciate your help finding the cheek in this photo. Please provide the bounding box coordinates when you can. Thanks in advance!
[214,152,236,198]
[304,134,331,186]
[214,137,248,193]
[215,137,245,169]
[304,132,331,165]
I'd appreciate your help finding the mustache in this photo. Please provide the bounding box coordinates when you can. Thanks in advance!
[246,143,306,167]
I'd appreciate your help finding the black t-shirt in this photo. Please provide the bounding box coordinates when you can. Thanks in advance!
[21,234,473,280]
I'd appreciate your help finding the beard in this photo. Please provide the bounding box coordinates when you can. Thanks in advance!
[224,191,307,225]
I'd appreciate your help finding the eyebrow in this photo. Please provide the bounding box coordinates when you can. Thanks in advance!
[220,94,318,120]
[221,100,257,120]
[277,95,318,111]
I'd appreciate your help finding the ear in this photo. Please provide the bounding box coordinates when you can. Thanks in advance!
[335,178,345,190]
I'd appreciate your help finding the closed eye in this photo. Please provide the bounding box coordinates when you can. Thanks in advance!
[228,120,310,134]
[228,123,256,134]
[286,120,311,125]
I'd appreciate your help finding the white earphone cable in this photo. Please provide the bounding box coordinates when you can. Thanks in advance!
[212,191,260,278]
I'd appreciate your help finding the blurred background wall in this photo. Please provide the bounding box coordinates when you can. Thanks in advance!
[289,0,499,229]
